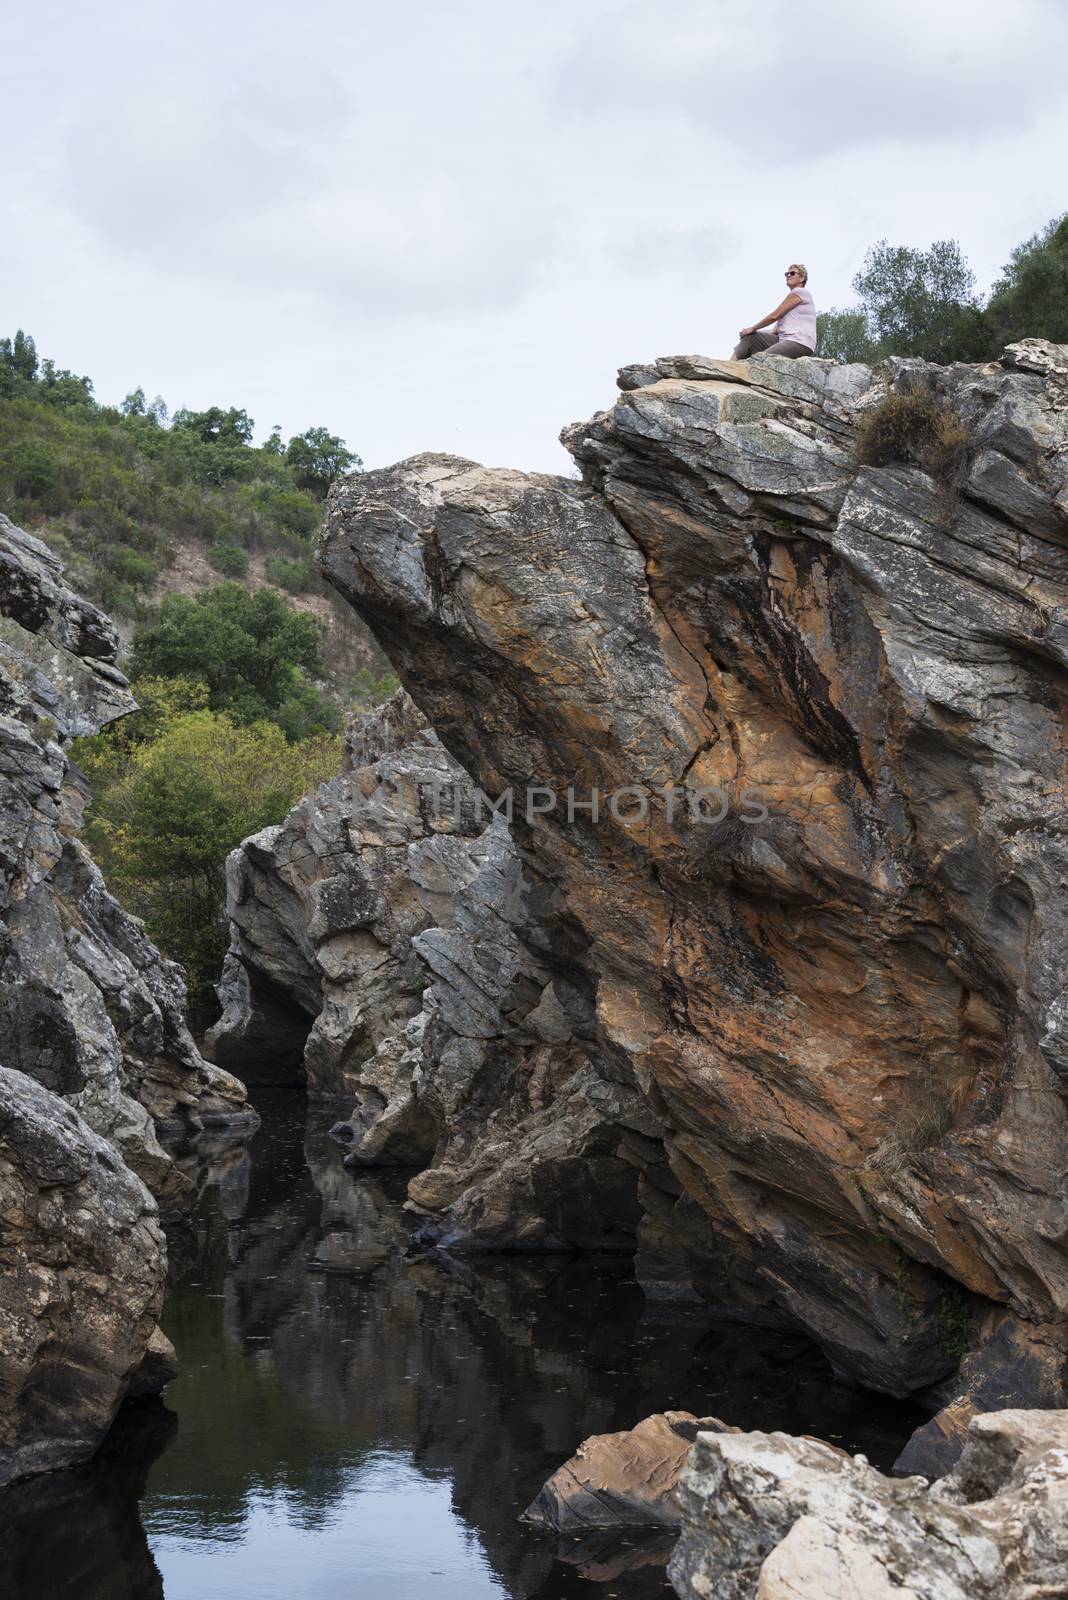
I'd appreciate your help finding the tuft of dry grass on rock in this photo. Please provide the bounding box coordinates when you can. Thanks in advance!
[864,1095,953,1180]
[855,385,971,522]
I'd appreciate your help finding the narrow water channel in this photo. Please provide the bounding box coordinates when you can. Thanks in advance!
[0,1094,924,1599]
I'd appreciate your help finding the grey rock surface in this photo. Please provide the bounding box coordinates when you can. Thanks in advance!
[309,341,1068,1405]
[670,1408,1068,1600]
[0,1065,170,1487]
[0,515,252,1205]
[210,690,662,1249]
[208,689,470,1095]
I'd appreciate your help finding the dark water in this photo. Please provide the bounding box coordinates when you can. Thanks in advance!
[0,1095,925,1599]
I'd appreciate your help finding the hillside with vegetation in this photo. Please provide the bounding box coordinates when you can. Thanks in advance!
[0,338,396,1020]
[0,332,389,688]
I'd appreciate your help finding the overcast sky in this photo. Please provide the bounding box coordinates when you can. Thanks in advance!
[3,0,1064,473]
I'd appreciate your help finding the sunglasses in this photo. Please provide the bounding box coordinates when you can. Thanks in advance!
[785,270,801,277]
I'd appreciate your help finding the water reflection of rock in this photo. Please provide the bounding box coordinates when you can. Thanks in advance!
[0,1402,173,1600]
[0,1097,925,1599]
[0,1092,927,1599]
[556,1530,677,1582]
[169,1108,677,1592]
[146,1102,920,1597]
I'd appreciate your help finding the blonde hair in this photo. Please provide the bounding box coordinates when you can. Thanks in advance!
[788,262,808,284]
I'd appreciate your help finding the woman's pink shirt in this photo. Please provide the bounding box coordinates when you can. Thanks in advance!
[776,287,817,350]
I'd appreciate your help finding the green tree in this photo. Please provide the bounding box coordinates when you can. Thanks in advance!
[815,307,877,364]
[208,541,250,577]
[850,238,988,363]
[122,387,148,417]
[75,676,211,786]
[37,358,95,409]
[130,583,326,728]
[0,329,38,387]
[272,676,341,741]
[172,405,255,446]
[285,426,360,497]
[81,708,340,1014]
[985,213,1068,348]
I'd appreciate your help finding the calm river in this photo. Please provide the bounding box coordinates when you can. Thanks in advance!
[0,1093,923,1598]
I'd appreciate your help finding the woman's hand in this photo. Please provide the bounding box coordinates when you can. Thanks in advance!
[740,294,801,339]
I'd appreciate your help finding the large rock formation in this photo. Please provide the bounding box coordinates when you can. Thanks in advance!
[303,339,1068,1403]
[209,690,662,1249]
[207,688,468,1095]
[670,1409,1068,1599]
[0,516,252,1204]
[0,1065,171,1487]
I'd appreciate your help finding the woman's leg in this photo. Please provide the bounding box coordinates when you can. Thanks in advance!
[758,339,814,358]
[732,331,777,359]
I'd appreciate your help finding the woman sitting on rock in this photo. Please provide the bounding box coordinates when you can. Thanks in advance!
[733,264,817,359]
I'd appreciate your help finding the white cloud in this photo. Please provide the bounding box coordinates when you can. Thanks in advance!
[234,178,556,311]
[55,18,559,313]
[619,224,732,277]
[556,0,1068,155]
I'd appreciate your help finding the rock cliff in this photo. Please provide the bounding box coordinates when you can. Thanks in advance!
[0,515,252,1205]
[0,1065,171,1487]
[209,690,660,1249]
[299,339,1068,1408]
[212,341,1068,1419]
[0,516,259,1484]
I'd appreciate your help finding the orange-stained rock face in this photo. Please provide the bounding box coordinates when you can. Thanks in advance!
[318,342,1068,1398]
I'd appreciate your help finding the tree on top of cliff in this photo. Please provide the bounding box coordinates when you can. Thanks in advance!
[854,239,985,361]
[818,238,987,364]
[817,214,1068,365]
[985,213,1068,348]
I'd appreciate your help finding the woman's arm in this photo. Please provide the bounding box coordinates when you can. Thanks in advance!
[739,292,802,337]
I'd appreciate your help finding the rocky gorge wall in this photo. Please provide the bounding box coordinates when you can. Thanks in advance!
[0,516,253,1206]
[208,688,664,1252]
[215,340,1068,1455]
[0,515,255,1482]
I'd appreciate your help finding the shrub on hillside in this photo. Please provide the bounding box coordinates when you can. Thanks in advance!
[2,438,58,499]
[349,665,401,709]
[208,541,250,577]
[264,554,316,593]
[0,349,347,610]
[247,483,321,538]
